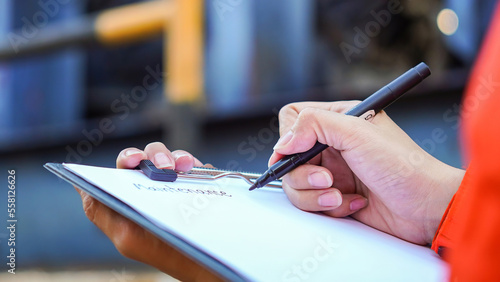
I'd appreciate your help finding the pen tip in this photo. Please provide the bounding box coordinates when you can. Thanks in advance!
[249,184,257,191]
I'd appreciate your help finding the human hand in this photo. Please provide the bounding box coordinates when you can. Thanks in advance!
[270,101,465,245]
[76,142,221,281]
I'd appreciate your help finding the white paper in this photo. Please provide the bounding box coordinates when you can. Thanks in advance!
[64,163,448,282]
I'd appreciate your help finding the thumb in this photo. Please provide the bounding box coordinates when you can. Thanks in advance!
[273,108,374,155]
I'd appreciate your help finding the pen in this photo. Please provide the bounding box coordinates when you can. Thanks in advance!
[249,62,431,191]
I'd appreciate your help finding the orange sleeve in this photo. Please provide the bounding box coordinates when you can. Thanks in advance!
[431,1,500,280]
[430,166,475,256]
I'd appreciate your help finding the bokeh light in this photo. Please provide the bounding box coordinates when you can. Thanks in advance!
[437,8,459,36]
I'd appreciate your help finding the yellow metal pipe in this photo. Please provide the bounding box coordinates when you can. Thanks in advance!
[0,1,175,60]
[166,0,204,104]
[1,0,205,105]
[95,0,173,45]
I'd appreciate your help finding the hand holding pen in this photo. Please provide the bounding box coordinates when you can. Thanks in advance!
[254,63,465,245]
[250,63,431,190]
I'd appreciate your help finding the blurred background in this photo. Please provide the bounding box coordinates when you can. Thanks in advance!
[0,0,497,280]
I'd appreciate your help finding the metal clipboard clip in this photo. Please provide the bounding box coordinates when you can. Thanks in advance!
[137,160,282,189]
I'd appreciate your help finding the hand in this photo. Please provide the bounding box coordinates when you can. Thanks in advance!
[270,102,465,245]
[75,142,221,281]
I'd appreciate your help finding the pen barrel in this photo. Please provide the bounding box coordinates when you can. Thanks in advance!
[346,62,431,116]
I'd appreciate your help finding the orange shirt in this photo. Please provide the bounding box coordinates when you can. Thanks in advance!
[431,1,500,280]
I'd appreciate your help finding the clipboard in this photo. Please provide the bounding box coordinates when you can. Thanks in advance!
[45,162,447,282]
[44,162,245,281]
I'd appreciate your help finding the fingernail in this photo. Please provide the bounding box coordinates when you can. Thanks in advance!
[350,198,367,211]
[124,149,143,157]
[273,131,294,150]
[308,171,332,188]
[318,191,342,207]
[154,153,174,169]
[174,152,191,162]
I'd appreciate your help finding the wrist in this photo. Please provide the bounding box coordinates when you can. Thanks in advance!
[423,164,465,244]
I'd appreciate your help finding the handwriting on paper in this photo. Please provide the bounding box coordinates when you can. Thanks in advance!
[133,183,232,197]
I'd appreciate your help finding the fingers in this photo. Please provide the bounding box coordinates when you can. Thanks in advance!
[75,186,124,239]
[322,194,368,218]
[76,185,163,271]
[268,151,284,167]
[281,164,367,217]
[283,183,367,217]
[283,164,333,189]
[116,142,203,172]
[274,108,371,155]
[278,101,361,136]
[144,142,176,169]
[116,148,147,169]
[283,180,368,217]
[75,186,222,281]
[172,150,204,172]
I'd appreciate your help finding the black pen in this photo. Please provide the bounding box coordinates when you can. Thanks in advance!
[249,62,431,191]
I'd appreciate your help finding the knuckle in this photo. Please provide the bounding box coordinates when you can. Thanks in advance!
[283,186,313,211]
[297,107,319,121]
[278,102,307,120]
[295,108,322,134]
[81,195,97,223]
[328,100,361,113]
[287,171,303,187]
[278,104,294,121]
